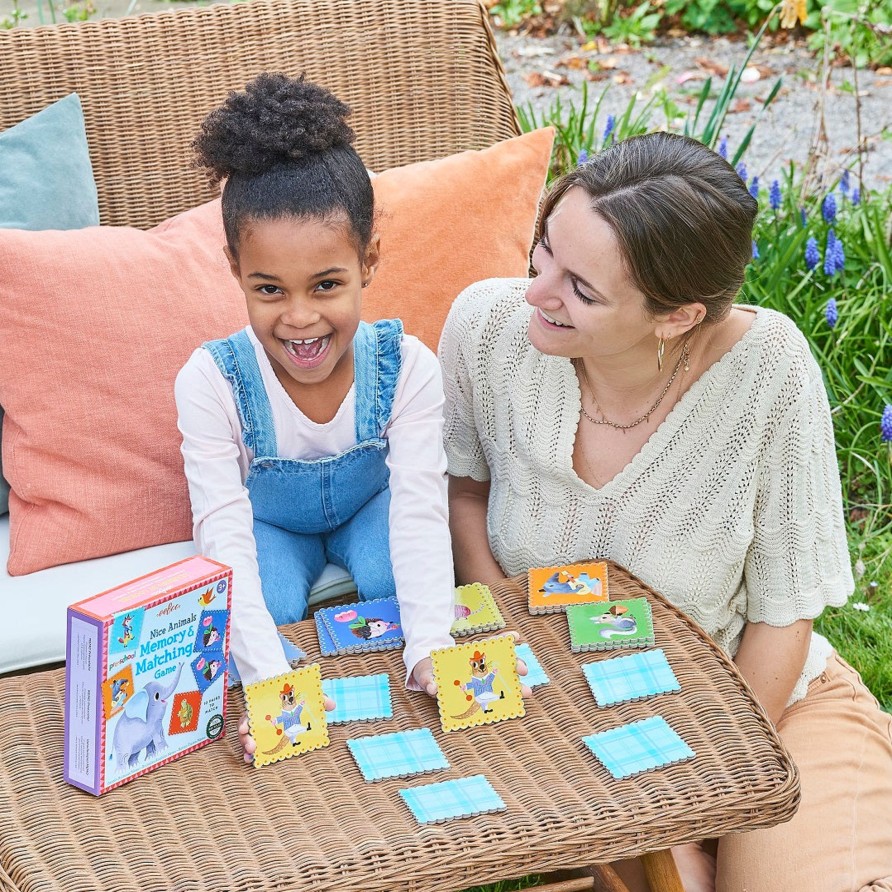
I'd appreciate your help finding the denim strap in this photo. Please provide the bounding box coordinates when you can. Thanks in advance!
[353,319,403,441]
[203,330,278,456]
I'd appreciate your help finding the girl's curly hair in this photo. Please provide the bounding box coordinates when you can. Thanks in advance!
[193,73,373,255]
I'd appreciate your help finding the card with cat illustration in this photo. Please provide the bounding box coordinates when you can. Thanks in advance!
[316,597,404,655]
[451,583,506,637]
[528,561,609,614]
[567,597,655,652]
[244,664,329,768]
[431,635,525,733]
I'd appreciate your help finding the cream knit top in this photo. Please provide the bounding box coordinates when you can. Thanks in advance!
[440,278,854,704]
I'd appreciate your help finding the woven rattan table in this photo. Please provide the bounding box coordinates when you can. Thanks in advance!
[0,563,799,892]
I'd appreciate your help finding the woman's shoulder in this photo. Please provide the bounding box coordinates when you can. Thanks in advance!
[443,277,532,341]
[734,305,822,384]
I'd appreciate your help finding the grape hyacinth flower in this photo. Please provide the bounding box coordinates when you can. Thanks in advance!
[749,175,760,199]
[805,237,820,271]
[603,115,616,143]
[832,237,845,273]
[800,207,807,226]
[769,179,782,210]
[822,192,837,223]
[840,169,850,196]
[577,148,589,166]
[752,240,759,260]
[851,187,860,206]
[825,297,838,328]
[882,405,892,442]
[823,230,838,276]
[736,161,747,184]
[718,135,728,160]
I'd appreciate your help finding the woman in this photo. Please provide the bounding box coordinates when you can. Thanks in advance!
[439,132,892,892]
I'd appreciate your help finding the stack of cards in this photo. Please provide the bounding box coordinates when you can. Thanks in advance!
[399,775,506,824]
[528,561,609,614]
[322,673,393,725]
[347,728,449,781]
[431,635,526,733]
[582,716,695,778]
[567,597,655,653]
[244,665,329,767]
[314,597,404,656]
[451,583,506,637]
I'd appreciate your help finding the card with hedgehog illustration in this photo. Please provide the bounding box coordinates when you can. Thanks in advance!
[451,583,506,637]
[567,597,655,652]
[431,635,525,733]
[244,665,329,768]
[316,597,404,656]
[528,561,609,614]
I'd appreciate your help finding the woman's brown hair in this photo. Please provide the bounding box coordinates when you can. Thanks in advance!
[540,131,758,322]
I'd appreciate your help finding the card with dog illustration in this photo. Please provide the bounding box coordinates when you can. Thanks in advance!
[316,598,404,655]
[451,583,506,637]
[431,635,525,733]
[244,665,329,768]
[567,597,655,652]
[528,561,609,614]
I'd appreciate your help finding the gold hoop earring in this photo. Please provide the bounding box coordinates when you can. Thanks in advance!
[657,337,665,372]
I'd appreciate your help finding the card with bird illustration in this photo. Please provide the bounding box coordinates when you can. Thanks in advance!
[316,597,404,655]
[567,597,655,652]
[451,583,506,637]
[528,561,609,614]
[244,664,329,768]
[431,634,525,733]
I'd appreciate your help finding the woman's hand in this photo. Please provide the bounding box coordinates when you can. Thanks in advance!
[238,694,336,764]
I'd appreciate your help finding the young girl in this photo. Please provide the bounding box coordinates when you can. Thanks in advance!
[175,74,456,756]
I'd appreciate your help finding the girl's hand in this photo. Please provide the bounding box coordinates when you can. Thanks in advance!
[411,646,533,699]
[238,695,336,764]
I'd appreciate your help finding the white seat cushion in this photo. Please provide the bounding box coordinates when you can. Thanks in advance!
[0,518,356,675]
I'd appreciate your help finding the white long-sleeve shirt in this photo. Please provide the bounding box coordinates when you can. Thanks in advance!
[175,326,455,687]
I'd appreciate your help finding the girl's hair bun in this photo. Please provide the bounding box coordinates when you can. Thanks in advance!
[194,72,355,184]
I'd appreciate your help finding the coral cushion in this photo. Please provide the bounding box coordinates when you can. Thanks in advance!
[0,128,552,574]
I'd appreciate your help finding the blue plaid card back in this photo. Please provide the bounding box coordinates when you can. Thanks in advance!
[322,673,392,724]
[399,775,506,824]
[583,716,695,778]
[346,728,449,782]
[514,643,549,687]
[582,648,680,707]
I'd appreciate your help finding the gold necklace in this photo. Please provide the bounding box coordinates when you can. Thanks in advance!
[575,341,690,432]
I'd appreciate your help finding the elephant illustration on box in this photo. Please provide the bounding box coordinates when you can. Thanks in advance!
[112,663,184,770]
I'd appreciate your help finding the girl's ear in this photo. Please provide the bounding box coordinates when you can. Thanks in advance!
[361,233,381,288]
[223,245,240,281]
[655,302,707,340]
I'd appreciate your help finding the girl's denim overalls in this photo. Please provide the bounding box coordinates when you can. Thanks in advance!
[203,320,402,624]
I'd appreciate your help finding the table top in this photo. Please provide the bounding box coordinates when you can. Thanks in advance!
[0,564,799,892]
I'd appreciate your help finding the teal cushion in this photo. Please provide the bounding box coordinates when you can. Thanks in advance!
[0,93,100,514]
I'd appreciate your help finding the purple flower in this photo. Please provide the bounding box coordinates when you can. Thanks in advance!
[769,179,782,210]
[752,240,759,260]
[805,237,820,271]
[851,187,860,206]
[823,230,838,276]
[603,115,615,143]
[718,135,728,160]
[840,169,850,196]
[822,193,837,223]
[749,175,760,199]
[882,405,892,443]
[736,161,748,184]
[577,148,589,165]
[825,298,838,328]
[832,237,845,273]
[800,207,807,226]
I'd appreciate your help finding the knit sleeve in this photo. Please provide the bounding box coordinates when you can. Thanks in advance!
[438,285,492,482]
[744,357,854,626]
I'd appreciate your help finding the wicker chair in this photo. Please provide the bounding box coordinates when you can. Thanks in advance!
[0,4,798,891]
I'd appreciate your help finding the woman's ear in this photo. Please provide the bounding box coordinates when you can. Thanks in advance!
[655,302,707,340]
[361,233,381,288]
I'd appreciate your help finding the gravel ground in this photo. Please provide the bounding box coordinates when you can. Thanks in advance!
[494,30,892,191]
